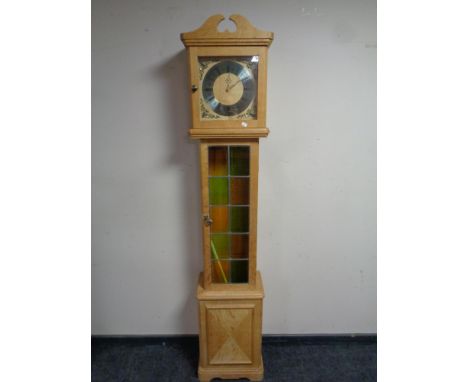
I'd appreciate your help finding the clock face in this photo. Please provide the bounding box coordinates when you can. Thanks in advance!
[199,56,258,120]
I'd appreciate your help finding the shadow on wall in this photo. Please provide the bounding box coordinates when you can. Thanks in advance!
[153,50,202,334]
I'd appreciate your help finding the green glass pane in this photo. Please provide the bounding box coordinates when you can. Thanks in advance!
[230,207,249,232]
[231,260,248,283]
[209,146,227,176]
[209,177,228,205]
[211,234,229,260]
[230,146,250,176]
[211,260,230,283]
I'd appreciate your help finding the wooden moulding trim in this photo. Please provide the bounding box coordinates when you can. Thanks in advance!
[189,128,269,139]
[181,14,274,47]
[181,38,272,47]
[197,272,265,300]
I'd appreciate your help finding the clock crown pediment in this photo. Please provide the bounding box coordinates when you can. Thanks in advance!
[181,14,273,47]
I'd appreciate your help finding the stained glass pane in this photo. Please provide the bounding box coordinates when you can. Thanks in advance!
[209,177,228,205]
[211,234,229,260]
[230,147,250,176]
[230,206,249,232]
[231,234,249,259]
[209,146,251,284]
[211,260,230,283]
[230,177,249,205]
[209,146,228,176]
[210,206,228,232]
[231,260,248,283]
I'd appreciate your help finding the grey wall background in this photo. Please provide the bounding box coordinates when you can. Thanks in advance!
[92,0,376,335]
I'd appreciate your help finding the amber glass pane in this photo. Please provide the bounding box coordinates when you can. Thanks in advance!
[210,207,228,232]
[230,206,249,232]
[230,147,249,176]
[209,146,228,176]
[211,260,230,283]
[211,234,229,259]
[231,234,249,259]
[230,177,249,205]
[209,178,228,205]
[231,260,248,283]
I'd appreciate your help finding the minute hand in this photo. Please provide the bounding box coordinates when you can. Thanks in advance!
[226,78,243,92]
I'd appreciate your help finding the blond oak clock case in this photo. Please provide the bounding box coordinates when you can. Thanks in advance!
[181,15,273,382]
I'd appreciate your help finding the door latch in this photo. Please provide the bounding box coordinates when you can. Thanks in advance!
[203,215,213,226]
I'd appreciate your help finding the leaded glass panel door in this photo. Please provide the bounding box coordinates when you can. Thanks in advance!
[200,140,259,288]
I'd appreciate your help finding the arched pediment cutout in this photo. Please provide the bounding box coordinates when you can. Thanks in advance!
[181,14,273,47]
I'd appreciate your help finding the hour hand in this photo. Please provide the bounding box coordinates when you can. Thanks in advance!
[227,79,242,91]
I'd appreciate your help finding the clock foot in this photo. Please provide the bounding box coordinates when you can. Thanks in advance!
[198,356,264,381]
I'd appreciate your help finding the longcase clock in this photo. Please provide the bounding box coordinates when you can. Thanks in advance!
[181,14,273,382]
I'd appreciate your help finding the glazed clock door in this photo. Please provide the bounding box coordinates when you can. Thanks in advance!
[188,46,268,131]
[200,140,259,287]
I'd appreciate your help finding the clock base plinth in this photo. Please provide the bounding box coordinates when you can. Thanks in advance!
[197,271,265,382]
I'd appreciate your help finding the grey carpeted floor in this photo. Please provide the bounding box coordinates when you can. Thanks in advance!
[92,336,376,382]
